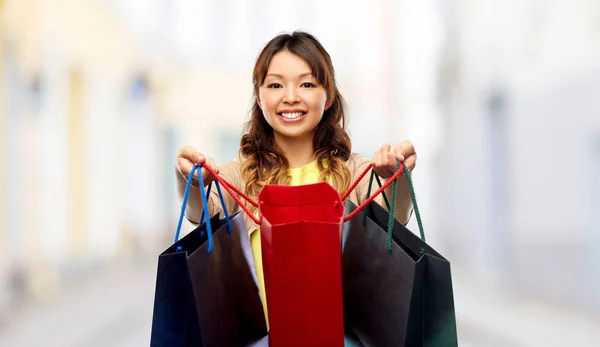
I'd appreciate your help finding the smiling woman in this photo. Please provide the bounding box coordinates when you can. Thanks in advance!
[174,30,417,331]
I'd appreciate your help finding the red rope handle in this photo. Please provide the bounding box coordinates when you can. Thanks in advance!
[200,163,261,224]
[340,163,373,201]
[342,162,404,222]
[199,160,402,225]
[200,163,259,207]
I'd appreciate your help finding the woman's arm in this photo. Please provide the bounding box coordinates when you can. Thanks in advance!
[351,154,414,225]
[175,160,244,224]
[175,145,243,224]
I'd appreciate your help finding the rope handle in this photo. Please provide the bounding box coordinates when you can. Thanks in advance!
[174,166,211,250]
[201,164,258,207]
[361,161,425,252]
[200,163,261,224]
[362,163,399,252]
[174,166,233,253]
[340,162,373,201]
[199,183,212,225]
[342,162,405,222]
[193,160,413,228]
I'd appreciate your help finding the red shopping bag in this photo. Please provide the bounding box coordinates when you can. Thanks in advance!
[201,162,403,347]
[258,182,345,347]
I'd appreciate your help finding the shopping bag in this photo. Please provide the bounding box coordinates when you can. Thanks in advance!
[150,211,223,347]
[186,209,267,346]
[258,182,345,347]
[150,166,267,346]
[342,165,458,347]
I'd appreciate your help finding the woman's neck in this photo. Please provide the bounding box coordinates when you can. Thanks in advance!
[274,132,316,168]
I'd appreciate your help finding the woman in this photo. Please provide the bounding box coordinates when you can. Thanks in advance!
[175,31,417,323]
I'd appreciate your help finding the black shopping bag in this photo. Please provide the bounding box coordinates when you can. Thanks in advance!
[150,166,267,346]
[150,213,224,346]
[186,210,267,346]
[342,164,458,347]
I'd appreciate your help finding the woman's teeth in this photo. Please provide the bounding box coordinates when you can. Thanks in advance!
[280,112,305,119]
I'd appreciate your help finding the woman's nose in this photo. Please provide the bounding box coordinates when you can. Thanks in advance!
[283,87,299,104]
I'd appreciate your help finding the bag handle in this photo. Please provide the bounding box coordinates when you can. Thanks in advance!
[201,163,262,224]
[362,161,426,253]
[197,160,417,231]
[363,163,398,253]
[348,160,425,253]
[174,165,232,253]
[199,183,212,225]
[342,162,404,222]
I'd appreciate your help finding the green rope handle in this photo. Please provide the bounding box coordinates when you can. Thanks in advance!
[403,164,425,244]
[363,170,392,224]
[365,161,426,253]
[374,174,391,210]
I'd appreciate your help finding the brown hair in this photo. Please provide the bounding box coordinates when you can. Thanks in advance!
[239,31,352,208]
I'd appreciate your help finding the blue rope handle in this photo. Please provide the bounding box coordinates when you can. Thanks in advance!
[199,183,212,225]
[174,166,200,244]
[215,180,233,234]
[196,182,232,235]
[174,165,230,253]
[196,166,213,252]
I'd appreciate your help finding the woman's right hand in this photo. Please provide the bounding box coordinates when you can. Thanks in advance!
[176,146,219,187]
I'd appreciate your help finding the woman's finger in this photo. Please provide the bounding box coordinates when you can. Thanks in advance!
[203,157,219,181]
[403,153,417,171]
[378,145,390,167]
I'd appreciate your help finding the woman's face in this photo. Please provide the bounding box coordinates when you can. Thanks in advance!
[258,50,329,142]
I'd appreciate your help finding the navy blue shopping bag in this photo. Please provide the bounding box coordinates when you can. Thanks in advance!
[150,166,267,346]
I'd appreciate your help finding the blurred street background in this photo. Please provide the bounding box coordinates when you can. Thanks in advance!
[0,0,599,346]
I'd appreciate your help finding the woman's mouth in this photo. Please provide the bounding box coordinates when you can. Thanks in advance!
[278,111,307,120]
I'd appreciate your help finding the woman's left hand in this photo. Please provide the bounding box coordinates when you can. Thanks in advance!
[371,141,417,179]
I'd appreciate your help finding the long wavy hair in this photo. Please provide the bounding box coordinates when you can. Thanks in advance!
[239,31,352,209]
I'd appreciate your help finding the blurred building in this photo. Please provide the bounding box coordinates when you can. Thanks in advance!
[434,0,600,312]
[0,0,174,311]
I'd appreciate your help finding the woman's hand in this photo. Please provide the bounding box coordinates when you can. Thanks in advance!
[371,141,417,179]
[176,146,219,186]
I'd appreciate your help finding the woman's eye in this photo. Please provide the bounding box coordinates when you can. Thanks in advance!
[301,83,315,88]
[267,83,282,88]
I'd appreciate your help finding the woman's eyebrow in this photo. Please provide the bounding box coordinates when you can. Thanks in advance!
[265,72,313,79]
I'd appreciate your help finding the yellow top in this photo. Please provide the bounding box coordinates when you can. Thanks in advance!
[249,160,326,328]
